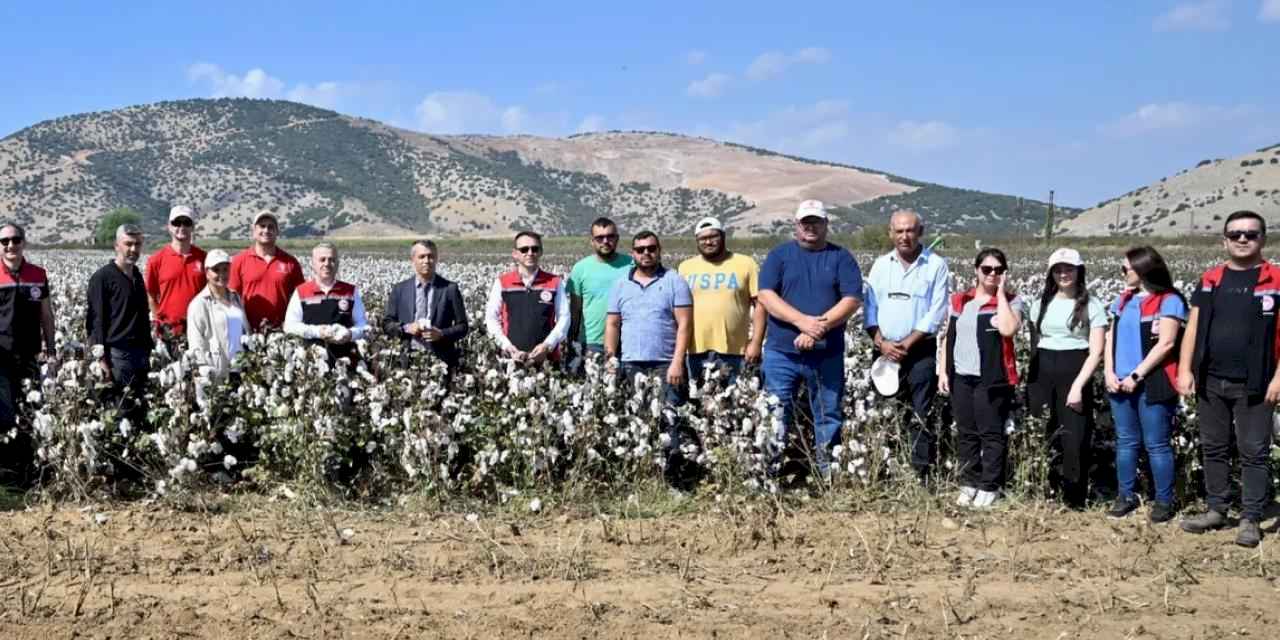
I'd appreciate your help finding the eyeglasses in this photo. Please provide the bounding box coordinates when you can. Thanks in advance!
[633,245,660,254]
[516,245,542,254]
[171,219,194,228]
[0,237,23,246]
[592,233,619,242]
[979,265,1007,276]
[1224,229,1263,242]
[1119,264,1132,276]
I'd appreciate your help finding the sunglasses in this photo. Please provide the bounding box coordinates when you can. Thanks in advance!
[0,237,23,246]
[592,233,619,242]
[633,245,660,254]
[171,219,194,228]
[516,245,542,254]
[1225,229,1263,242]
[979,265,1007,276]
[1119,264,1132,276]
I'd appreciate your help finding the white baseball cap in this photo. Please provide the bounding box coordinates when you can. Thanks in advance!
[1047,248,1083,268]
[870,356,900,397]
[253,210,279,226]
[794,199,828,221]
[169,205,196,224]
[204,249,232,270]
[693,217,723,237]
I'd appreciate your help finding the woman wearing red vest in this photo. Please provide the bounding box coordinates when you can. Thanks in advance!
[1103,246,1186,523]
[939,248,1023,509]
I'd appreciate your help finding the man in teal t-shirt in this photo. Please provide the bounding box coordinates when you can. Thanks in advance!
[568,217,634,354]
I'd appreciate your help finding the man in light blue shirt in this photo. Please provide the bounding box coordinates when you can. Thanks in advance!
[605,231,695,488]
[863,210,951,484]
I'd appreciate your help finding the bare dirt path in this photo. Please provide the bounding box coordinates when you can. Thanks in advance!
[0,499,1276,638]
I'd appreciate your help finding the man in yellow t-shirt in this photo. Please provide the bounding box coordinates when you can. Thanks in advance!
[678,217,765,385]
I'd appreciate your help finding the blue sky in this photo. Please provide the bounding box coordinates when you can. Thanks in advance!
[3,0,1278,207]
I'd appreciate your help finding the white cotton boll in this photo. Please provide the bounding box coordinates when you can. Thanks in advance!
[465,513,479,523]
[25,390,41,404]
[118,419,131,438]
[528,497,542,513]
[1005,417,1017,434]
[91,344,105,359]
[223,454,237,470]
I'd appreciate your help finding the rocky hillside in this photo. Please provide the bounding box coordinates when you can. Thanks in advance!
[0,98,1072,243]
[1059,143,1280,237]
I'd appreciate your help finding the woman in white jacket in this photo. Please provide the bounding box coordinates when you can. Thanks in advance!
[186,249,247,379]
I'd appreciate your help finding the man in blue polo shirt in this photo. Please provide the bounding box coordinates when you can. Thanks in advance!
[605,231,694,486]
[758,200,863,480]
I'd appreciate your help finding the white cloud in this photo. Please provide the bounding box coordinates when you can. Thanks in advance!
[1261,0,1280,21]
[685,50,707,65]
[186,63,352,109]
[1153,0,1231,32]
[745,47,831,81]
[576,114,606,134]
[723,99,852,151]
[686,72,731,98]
[413,91,569,135]
[887,120,959,151]
[1101,101,1256,136]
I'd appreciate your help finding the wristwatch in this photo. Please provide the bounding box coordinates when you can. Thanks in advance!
[1129,371,1143,382]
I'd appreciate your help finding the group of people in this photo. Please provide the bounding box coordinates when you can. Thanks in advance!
[0,202,1275,546]
[864,208,1275,548]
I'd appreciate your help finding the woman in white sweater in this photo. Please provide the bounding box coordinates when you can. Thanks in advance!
[186,249,247,379]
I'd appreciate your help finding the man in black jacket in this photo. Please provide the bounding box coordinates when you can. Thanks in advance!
[381,240,469,387]
[86,224,154,428]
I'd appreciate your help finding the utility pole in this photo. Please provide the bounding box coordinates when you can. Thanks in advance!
[1114,203,1122,234]
[1190,208,1196,236]
[1044,190,1055,244]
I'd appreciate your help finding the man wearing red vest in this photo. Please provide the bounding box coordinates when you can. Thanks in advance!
[0,223,56,486]
[283,243,369,364]
[1178,210,1280,548]
[145,205,206,348]
[484,231,569,365]
[229,211,305,331]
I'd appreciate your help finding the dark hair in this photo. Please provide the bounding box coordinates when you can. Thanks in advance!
[410,239,437,254]
[1125,246,1186,306]
[1037,263,1090,332]
[514,230,542,247]
[0,222,25,240]
[632,230,660,247]
[1223,210,1266,236]
[590,217,616,231]
[973,247,1007,269]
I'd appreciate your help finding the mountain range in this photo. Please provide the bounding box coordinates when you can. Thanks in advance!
[0,98,1073,243]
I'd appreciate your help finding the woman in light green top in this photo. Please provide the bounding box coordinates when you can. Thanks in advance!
[1026,248,1107,508]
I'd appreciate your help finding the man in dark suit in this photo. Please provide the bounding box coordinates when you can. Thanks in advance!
[381,240,469,386]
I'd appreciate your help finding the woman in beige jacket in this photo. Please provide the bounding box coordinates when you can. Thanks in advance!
[186,249,247,379]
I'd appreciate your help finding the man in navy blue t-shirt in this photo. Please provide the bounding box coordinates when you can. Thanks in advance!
[757,199,863,480]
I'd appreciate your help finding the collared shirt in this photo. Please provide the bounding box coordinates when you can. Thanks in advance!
[282,280,369,341]
[863,247,950,343]
[0,259,51,356]
[228,247,306,331]
[606,265,693,362]
[484,269,570,352]
[144,244,207,336]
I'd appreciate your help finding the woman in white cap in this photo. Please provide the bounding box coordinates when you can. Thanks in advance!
[1026,248,1107,509]
[186,249,247,379]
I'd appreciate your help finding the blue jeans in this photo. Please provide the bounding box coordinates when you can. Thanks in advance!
[762,349,845,472]
[1109,388,1176,504]
[687,351,744,387]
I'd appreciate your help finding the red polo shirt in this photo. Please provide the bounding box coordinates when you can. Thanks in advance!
[144,244,207,336]
[229,246,305,331]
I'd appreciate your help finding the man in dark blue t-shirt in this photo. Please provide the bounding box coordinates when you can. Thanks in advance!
[757,200,863,480]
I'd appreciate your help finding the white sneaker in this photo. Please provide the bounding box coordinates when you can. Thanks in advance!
[955,486,978,507]
[971,489,1000,509]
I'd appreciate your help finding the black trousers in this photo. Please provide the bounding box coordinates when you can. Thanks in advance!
[0,354,40,486]
[1027,348,1093,506]
[889,340,938,477]
[106,346,150,429]
[1199,375,1274,521]
[952,375,1012,492]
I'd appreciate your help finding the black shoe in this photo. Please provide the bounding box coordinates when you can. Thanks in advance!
[1180,509,1229,534]
[1149,501,1177,524]
[1236,519,1262,548]
[1107,495,1140,519]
